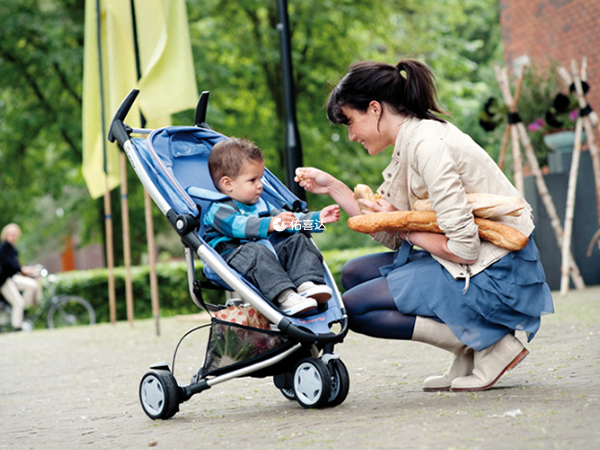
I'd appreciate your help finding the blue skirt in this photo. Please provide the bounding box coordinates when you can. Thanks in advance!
[381,238,554,351]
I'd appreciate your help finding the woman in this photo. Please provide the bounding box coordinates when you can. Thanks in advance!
[0,223,42,331]
[295,59,554,392]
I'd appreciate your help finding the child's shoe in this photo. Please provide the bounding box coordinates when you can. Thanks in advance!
[278,292,317,316]
[298,282,332,304]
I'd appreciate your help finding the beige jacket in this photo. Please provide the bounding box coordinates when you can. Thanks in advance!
[373,116,534,282]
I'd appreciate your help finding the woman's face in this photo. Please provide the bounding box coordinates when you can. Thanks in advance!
[5,228,20,244]
[341,106,387,155]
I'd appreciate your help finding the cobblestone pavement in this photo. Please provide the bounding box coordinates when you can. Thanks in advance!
[1,286,599,450]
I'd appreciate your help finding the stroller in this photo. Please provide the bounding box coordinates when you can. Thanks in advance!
[109,90,350,420]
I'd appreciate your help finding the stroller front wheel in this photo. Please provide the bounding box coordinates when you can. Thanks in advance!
[293,357,331,409]
[139,370,180,420]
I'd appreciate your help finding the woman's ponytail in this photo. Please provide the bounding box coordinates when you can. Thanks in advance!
[396,60,447,121]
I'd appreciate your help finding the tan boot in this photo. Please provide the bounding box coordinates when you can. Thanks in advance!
[412,317,472,391]
[412,317,469,354]
[451,333,528,392]
[423,350,474,392]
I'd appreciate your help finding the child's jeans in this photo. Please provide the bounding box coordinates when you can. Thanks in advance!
[223,233,325,302]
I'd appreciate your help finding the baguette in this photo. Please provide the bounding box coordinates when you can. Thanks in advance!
[413,193,526,219]
[347,210,529,251]
[353,184,382,214]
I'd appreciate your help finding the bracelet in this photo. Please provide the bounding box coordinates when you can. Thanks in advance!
[405,230,414,246]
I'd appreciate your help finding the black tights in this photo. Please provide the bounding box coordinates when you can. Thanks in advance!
[341,252,416,340]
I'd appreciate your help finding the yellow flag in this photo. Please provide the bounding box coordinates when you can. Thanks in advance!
[135,0,199,128]
[82,0,140,198]
[82,0,197,198]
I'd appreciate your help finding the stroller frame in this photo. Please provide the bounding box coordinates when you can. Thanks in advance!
[109,90,349,419]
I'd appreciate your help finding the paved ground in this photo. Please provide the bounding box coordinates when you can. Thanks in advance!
[1,286,599,450]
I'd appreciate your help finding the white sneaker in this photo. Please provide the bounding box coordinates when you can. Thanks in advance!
[298,283,332,304]
[278,292,317,316]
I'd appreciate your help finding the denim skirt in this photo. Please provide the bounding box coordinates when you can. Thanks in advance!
[381,238,554,351]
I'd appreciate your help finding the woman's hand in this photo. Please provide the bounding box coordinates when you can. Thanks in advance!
[358,198,397,214]
[294,167,337,195]
[294,166,361,217]
[319,205,340,224]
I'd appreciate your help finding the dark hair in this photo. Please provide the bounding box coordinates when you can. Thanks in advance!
[326,59,448,124]
[208,138,264,189]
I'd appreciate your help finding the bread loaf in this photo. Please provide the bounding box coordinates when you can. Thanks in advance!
[347,210,529,252]
[413,193,526,219]
[353,184,382,214]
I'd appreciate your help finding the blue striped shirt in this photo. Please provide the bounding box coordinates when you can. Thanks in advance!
[203,198,323,253]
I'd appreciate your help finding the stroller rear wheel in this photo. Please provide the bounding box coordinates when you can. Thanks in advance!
[139,370,180,420]
[326,359,350,407]
[280,387,296,401]
[293,357,331,409]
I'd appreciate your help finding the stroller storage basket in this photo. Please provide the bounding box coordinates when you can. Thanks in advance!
[203,319,292,377]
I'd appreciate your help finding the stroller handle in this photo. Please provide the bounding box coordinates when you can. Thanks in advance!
[108,89,140,145]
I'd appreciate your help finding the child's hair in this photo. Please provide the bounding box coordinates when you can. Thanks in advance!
[326,59,448,124]
[208,138,264,190]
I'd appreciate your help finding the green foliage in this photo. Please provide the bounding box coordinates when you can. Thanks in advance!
[52,261,221,323]
[49,246,383,323]
[1,0,506,260]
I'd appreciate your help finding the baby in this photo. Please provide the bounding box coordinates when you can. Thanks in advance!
[203,138,340,316]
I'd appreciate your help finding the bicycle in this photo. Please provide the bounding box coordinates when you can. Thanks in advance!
[0,266,96,332]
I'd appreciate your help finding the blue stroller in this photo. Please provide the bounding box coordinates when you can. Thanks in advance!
[109,90,350,419]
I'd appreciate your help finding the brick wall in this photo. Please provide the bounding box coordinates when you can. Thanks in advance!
[500,0,600,110]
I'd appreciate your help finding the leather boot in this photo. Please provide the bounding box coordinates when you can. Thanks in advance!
[423,350,474,392]
[412,317,469,354]
[412,317,472,391]
[451,333,528,392]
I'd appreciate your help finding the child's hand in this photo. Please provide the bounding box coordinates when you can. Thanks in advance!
[269,211,296,232]
[319,205,340,224]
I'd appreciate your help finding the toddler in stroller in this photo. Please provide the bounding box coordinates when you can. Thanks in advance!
[108,89,350,419]
[204,137,340,316]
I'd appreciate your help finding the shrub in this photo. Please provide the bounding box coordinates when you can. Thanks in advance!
[50,247,384,323]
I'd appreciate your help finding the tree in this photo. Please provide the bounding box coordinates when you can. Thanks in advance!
[1,0,505,261]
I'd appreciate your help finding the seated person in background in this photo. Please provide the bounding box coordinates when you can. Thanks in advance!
[0,223,42,331]
[203,137,340,316]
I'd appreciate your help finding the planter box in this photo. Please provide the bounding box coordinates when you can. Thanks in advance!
[523,150,600,290]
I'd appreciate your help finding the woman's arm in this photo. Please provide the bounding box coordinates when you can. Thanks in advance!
[396,230,476,265]
[295,167,361,217]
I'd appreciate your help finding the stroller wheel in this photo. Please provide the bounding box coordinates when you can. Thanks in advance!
[139,370,180,420]
[280,387,296,401]
[293,357,331,409]
[326,359,350,407]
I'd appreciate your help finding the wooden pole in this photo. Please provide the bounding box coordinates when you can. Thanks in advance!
[144,190,160,336]
[516,120,586,290]
[559,58,600,252]
[560,117,583,294]
[104,177,117,323]
[497,71,524,171]
[494,63,585,289]
[120,153,134,326]
[498,125,511,171]
[494,65,524,195]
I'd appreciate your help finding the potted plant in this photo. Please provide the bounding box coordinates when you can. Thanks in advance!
[529,90,587,153]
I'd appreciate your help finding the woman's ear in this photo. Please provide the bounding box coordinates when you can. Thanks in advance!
[369,100,382,116]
